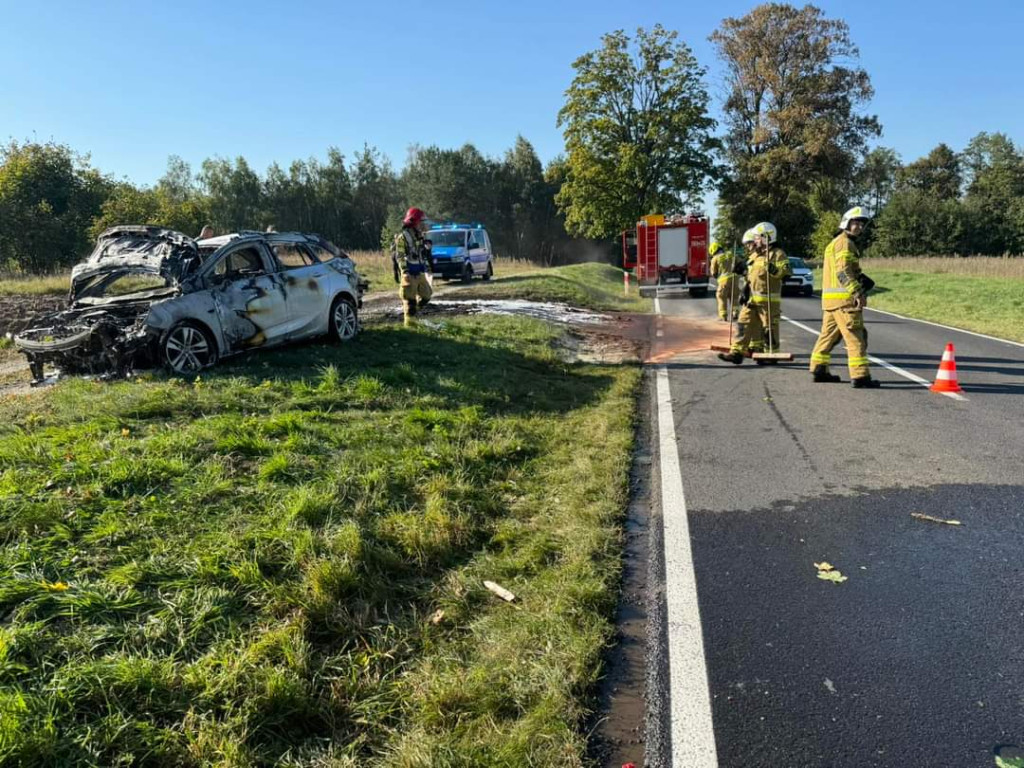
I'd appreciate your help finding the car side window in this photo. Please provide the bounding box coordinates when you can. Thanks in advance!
[213,246,266,278]
[481,231,491,252]
[272,243,315,269]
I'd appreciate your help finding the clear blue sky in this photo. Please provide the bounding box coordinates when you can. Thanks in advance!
[2,0,1022,193]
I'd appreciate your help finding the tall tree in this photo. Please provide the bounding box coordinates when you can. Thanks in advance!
[960,132,1024,253]
[556,25,718,240]
[711,3,880,254]
[854,146,901,215]
[899,143,961,200]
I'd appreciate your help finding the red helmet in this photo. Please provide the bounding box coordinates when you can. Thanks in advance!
[403,207,426,226]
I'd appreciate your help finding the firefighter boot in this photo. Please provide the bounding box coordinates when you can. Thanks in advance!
[851,375,881,389]
[404,300,418,327]
[812,365,842,383]
[717,352,744,365]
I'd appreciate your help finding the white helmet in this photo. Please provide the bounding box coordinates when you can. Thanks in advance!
[741,228,757,244]
[753,221,777,244]
[839,206,870,231]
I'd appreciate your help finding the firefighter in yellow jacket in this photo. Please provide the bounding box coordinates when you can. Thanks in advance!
[392,207,434,326]
[718,222,791,364]
[709,241,742,321]
[809,206,881,388]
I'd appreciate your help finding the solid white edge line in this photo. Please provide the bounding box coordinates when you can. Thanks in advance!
[864,305,1024,349]
[781,315,968,402]
[656,365,719,767]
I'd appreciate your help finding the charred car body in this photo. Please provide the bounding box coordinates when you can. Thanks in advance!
[15,226,367,384]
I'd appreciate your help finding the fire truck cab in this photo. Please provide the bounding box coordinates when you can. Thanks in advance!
[621,213,710,298]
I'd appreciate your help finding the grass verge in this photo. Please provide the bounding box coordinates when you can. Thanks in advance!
[0,273,70,297]
[813,267,1024,343]
[456,262,650,313]
[0,314,638,766]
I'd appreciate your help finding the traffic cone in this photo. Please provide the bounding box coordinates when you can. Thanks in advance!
[930,343,963,394]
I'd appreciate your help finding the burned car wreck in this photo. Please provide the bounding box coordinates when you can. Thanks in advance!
[15,226,367,384]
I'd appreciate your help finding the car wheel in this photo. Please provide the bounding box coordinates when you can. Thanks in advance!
[802,286,814,296]
[330,295,359,341]
[162,322,217,375]
[482,262,493,281]
[460,262,473,283]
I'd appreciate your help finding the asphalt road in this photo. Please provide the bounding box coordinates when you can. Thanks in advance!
[648,292,1024,768]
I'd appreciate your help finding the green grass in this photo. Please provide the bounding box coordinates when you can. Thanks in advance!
[0,314,639,766]
[457,262,650,313]
[813,267,1024,342]
[0,273,70,297]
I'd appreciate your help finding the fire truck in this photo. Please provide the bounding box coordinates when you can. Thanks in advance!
[621,213,710,298]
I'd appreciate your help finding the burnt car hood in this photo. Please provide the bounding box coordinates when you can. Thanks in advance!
[71,226,201,300]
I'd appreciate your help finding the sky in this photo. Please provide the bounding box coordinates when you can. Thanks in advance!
[2,0,1023,198]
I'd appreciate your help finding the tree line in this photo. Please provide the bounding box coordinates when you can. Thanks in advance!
[0,136,578,273]
[4,3,1022,274]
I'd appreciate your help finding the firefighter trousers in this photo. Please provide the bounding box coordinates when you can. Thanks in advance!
[731,300,780,354]
[400,272,432,325]
[716,278,741,320]
[810,308,869,378]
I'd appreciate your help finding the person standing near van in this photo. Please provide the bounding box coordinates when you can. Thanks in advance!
[392,207,434,326]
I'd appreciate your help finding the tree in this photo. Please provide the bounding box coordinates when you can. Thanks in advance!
[853,147,901,215]
[556,25,718,240]
[351,145,400,249]
[871,188,967,256]
[711,3,880,254]
[960,132,1024,253]
[0,140,111,271]
[199,157,264,233]
[899,143,961,200]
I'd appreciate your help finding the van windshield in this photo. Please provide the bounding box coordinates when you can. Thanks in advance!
[428,231,468,247]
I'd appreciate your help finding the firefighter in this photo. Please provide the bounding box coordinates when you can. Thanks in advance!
[709,241,743,321]
[718,222,791,365]
[392,207,435,326]
[809,206,880,387]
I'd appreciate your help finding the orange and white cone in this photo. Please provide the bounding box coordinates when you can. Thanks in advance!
[930,343,963,394]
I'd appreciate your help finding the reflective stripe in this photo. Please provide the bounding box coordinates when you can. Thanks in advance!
[811,353,831,363]
[822,290,853,300]
[848,357,869,366]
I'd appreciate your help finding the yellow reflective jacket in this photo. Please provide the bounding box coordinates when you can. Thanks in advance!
[710,253,739,282]
[822,232,864,311]
[747,246,790,303]
[392,227,429,275]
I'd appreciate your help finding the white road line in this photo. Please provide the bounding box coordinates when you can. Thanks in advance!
[782,316,968,402]
[656,366,718,767]
[654,295,718,766]
[864,306,1024,349]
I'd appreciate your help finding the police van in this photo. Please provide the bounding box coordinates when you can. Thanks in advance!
[427,223,494,282]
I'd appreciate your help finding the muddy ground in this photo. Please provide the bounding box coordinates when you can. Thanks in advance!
[0,295,65,337]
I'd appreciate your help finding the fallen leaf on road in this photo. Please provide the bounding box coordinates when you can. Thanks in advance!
[911,513,962,526]
[813,562,834,572]
[824,678,837,694]
[817,570,848,583]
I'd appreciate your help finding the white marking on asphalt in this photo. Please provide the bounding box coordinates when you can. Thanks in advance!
[657,329,665,338]
[655,296,663,314]
[782,316,968,402]
[864,306,1024,349]
[655,297,718,766]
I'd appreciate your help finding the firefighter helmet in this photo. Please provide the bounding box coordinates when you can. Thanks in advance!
[742,228,757,244]
[403,207,426,226]
[709,241,723,256]
[840,206,870,230]
[754,221,778,244]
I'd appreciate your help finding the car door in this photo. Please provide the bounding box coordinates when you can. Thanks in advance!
[269,242,334,339]
[468,229,487,275]
[205,242,290,351]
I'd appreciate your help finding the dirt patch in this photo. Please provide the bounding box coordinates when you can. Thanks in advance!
[647,314,733,364]
[0,295,66,337]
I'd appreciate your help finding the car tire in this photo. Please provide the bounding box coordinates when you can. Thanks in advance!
[802,286,814,297]
[162,321,218,375]
[329,295,359,341]
[482,262,493,281]
[460,262,473,283]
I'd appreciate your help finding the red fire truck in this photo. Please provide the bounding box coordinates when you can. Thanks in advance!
[621,213,710,298]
